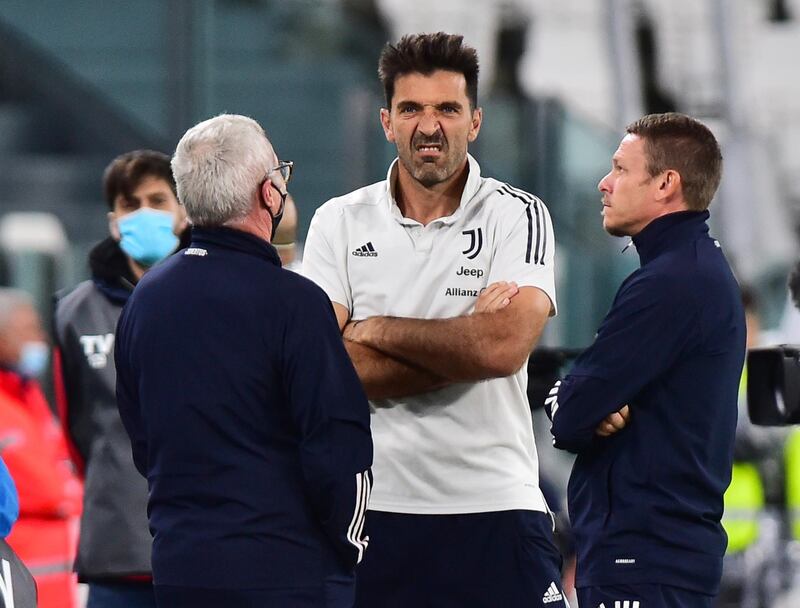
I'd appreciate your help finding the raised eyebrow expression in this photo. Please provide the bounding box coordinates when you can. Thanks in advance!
[395,100,464,115]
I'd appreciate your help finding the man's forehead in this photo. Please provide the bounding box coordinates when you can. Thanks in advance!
[393,70,469,102]
[615,134,645,161]
[130,176,174,195]
[113,176,175,207]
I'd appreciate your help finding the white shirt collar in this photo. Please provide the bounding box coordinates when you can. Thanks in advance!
[384,153,482,225]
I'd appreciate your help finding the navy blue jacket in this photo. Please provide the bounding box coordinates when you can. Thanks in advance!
[115,227,373,591]
[549,211,745,594]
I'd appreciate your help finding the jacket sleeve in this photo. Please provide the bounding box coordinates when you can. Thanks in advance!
[113,303,149,477]
[549,274,697,453]
[0,432,80,519]
[283,283,374,569]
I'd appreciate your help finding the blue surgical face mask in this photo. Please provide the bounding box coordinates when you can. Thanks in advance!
[117,208,179,267]
[18,341,49,378]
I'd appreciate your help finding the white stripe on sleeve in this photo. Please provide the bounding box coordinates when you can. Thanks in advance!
[346,471,371,563]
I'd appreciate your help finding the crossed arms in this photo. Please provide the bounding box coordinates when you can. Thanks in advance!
[331,282,553,400]
[546,275,698,452]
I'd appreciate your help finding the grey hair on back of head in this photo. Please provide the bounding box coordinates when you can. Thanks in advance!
[171,114,275,227]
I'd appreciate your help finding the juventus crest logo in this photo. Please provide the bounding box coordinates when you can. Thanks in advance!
[462,228,483,259]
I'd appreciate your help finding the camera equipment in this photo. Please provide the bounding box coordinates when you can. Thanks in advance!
[747,345,800,425]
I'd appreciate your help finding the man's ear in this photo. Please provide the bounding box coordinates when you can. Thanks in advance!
[261,179,281,216]
[467,107,483,143]
[172,204,189,235]
[380,108,395,143]
[260,179,271,208]
[655,169,682,202]
[108,211,121,241]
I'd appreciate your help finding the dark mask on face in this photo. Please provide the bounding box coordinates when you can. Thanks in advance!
[268,182,286,241]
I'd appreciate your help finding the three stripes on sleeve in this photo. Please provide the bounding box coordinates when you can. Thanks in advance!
[347,470,372,563]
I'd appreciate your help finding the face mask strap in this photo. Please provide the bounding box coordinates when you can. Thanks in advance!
[267,182,287,241]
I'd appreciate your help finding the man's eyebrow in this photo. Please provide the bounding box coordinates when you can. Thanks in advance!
[394,100,464,110]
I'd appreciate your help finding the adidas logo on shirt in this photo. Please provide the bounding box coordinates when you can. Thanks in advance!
[352,242,378,257]
[542,581,564,604]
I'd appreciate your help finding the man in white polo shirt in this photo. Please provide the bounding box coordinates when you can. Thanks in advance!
[303,32,566,607]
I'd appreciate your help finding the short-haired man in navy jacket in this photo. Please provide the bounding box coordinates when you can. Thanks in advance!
[115,114,373,608]
[546,113,746,608]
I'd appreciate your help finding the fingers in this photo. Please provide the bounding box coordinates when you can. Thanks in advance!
[595,422,615,437]
[594,405,631,437]
[606,412,627,431]
[474,281,519,313]
[342,320,361,341]
[475,282,507,312]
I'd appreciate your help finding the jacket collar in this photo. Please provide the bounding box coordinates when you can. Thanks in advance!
[89,229,193,304]
[632,210,711,266]
[89,238,137,304]
[190,226,281,267]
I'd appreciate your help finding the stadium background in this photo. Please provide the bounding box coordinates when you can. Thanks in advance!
[0,1,799,606]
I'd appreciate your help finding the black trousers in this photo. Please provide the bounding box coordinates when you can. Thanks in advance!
[577,584,715,608]
[355,509,565,608]
[155,573,355,608]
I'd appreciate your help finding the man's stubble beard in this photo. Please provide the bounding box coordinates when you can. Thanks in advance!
[604,223,629,238]
[398,145,465,189]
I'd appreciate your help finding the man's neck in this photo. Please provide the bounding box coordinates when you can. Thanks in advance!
[395,161,469,226]
[126,258,146,282]
[225,212,272,244]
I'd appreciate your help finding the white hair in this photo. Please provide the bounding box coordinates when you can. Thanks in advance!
[171,114,275,226]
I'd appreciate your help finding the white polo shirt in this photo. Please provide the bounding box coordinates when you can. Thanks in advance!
[303,154,557,514]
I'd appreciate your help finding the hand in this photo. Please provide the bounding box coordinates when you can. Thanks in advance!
[595,405,630,437]
[474,281,519,314]
[343,318,370,343]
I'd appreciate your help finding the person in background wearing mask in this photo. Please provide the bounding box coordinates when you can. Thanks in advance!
[53,150,187,608]
[272,193,302,271]
[0,288,82,607]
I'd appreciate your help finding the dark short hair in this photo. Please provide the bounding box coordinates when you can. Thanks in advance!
[103,150,176,209]
[378,32,479,109]
[626,113,723,211]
